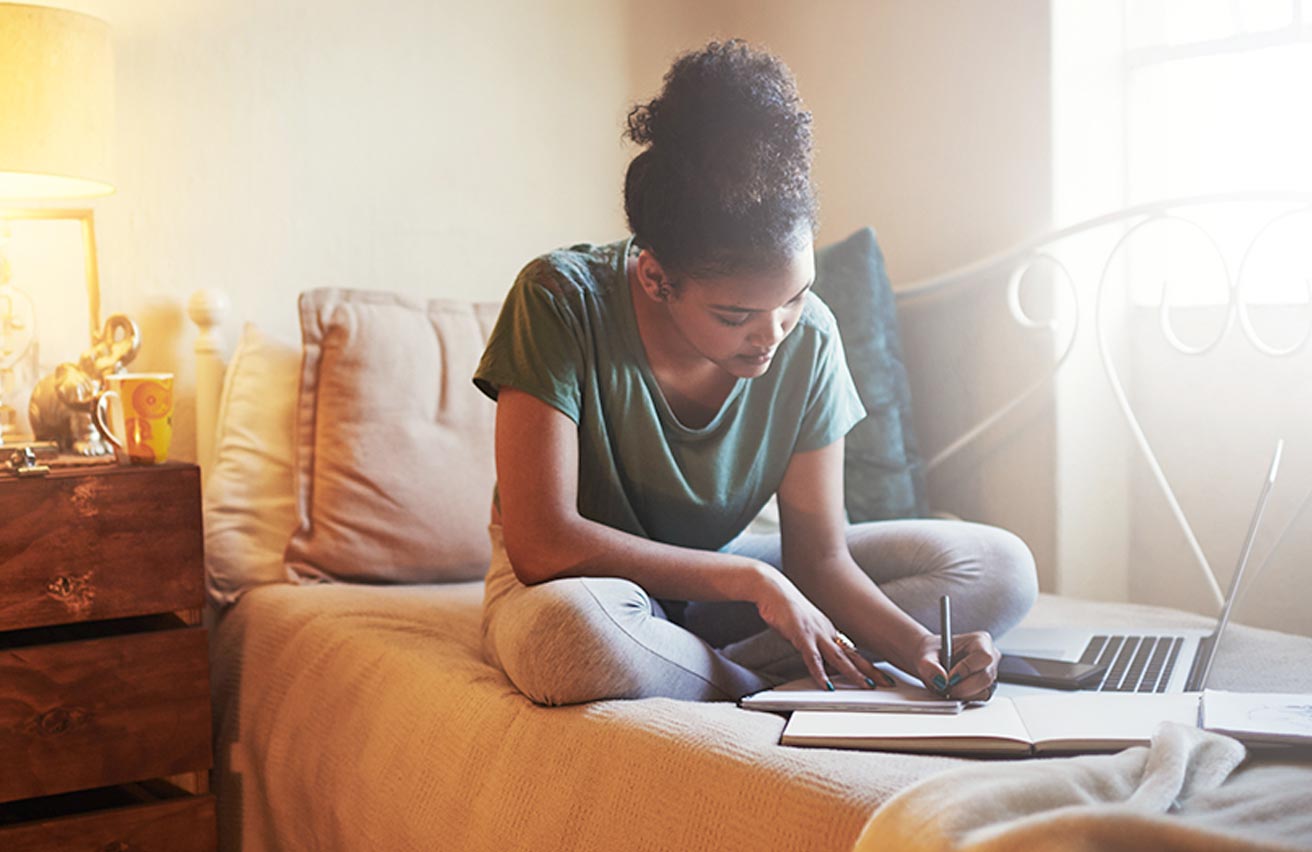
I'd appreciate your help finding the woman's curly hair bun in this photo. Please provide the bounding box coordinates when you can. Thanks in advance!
[624,39,818,277]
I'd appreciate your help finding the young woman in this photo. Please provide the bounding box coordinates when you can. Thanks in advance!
[473,40,1036,706]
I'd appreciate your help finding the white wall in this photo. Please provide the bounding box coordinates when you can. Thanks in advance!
[1049,0,1134,604]
[26,0,634,459]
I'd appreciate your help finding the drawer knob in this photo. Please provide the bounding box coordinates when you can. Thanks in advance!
[45,571,96,615]
[101,842,132,852]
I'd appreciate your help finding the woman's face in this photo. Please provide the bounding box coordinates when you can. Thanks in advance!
[663,239,816,379]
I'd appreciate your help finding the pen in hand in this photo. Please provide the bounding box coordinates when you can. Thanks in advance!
[939,594,953,696]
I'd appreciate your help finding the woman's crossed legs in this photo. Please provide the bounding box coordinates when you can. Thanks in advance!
[481,520,1037,706]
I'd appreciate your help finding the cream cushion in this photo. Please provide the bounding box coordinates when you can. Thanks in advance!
[285,288,501,584]
[204,322,301,607]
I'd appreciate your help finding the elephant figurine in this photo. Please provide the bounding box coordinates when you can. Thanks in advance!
[28,313,141,455]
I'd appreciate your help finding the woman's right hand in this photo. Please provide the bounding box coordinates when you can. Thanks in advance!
[750,565,894,691]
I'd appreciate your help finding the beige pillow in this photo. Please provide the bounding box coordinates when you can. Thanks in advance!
[286,288,501,584]
[205,323,301,608]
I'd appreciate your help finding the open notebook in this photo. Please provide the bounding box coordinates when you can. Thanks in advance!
[781,692,1200,756]
[1201,690,1312,747]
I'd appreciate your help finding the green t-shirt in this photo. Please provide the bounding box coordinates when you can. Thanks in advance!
[473,238,866,552]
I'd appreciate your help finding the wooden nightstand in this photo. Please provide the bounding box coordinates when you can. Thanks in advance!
[0,461,216,851]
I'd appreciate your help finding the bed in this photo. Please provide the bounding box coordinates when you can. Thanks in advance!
[191,197,1312,852]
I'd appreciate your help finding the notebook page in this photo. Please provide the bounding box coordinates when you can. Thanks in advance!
[1013,692,1200,752]
[1202,690,1312,745]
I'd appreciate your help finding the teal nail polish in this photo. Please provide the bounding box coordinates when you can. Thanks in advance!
[825,679,835,691]
[865,677,877,688]
[932,675,947,690]
[948,674,962,687]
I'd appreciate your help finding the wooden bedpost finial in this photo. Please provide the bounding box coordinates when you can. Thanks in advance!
[187,288,229,346]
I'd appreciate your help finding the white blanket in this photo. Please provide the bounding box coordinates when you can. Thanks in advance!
[858,723,1312,851]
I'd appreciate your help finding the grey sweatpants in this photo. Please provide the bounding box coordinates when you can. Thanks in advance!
[481,520,1037,706]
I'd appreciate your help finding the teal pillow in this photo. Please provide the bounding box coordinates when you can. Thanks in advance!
[813,228,928,520]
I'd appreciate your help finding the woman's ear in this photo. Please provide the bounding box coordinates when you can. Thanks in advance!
[633,251,676,303]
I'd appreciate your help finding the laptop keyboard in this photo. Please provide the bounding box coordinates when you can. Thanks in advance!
[1079,635,1184,692]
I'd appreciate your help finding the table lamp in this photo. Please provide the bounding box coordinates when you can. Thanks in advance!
[0,2,114,449]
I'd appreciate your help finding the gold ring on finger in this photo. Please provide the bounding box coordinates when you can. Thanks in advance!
[834,631,857,652]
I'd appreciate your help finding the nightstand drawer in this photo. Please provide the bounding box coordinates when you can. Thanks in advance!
[0,786,215,852]
[0,463,204,631]
[0,624,212,803]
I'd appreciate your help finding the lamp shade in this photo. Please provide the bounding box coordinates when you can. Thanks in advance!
[0,3,113,199]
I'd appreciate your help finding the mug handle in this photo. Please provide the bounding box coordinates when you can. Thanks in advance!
[93,389,126,452]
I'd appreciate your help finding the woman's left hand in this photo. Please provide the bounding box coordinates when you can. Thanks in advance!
[908,631,999,701]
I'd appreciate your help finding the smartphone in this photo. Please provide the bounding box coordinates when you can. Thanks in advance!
[997,654,1107,690]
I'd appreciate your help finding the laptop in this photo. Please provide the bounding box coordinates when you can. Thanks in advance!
[996,440,1284,695]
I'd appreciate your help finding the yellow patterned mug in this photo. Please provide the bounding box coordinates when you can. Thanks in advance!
[94,372,174,464]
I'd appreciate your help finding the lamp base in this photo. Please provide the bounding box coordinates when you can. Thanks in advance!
[0,402,31,444]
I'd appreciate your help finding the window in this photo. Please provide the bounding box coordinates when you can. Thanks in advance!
[1123,1,1312,306]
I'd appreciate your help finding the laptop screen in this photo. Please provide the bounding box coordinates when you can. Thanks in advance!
[1190,439,1284,690]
